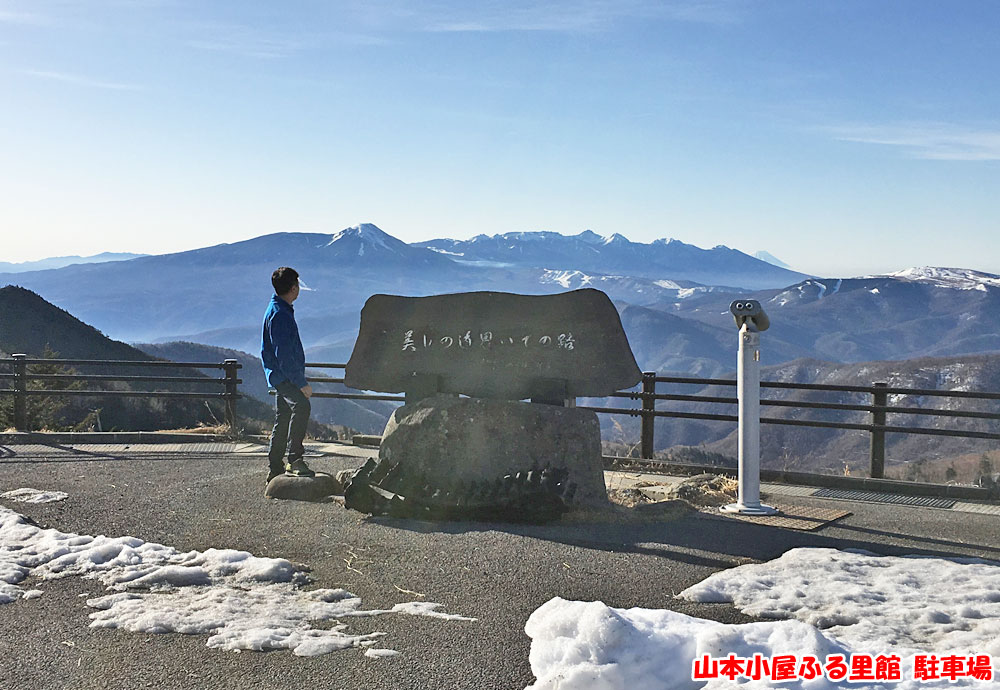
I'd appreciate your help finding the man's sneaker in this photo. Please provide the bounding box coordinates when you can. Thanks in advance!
[266,470,283,485]
[284,459,315,477]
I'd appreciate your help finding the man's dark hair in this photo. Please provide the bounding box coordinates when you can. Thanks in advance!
[271,267,300,296]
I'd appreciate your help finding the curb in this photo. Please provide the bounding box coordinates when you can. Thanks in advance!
[0,431,239,445]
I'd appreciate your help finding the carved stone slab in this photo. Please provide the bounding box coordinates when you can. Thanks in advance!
[344,289,641,400]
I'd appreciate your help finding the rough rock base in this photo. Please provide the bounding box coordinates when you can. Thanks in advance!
[378,395,608,507]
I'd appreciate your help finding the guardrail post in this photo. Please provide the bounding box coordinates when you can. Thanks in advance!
[870,382,888,478]
[222,359,240,436]
[640,371,656,459]
[12,354,28,431]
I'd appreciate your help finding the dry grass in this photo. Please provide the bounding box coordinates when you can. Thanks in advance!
[659,473,738,506]
[155,424,233,435]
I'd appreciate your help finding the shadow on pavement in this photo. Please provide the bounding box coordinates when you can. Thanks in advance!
[369,507,1000,566]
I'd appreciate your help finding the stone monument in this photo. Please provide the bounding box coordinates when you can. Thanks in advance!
[343,288,641,521]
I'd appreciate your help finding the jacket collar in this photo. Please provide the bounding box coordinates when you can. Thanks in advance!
[271,294,294,313]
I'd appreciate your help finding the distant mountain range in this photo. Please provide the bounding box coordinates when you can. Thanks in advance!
[2,223,998,379]
[0,252,146,273]
[415,230,810,289]
[667,268,1000,366]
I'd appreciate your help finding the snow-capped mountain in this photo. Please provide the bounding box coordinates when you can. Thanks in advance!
[320,223,437,264]
[414,230,809,290]
[753,250,792,270]
[881,267,1000,291]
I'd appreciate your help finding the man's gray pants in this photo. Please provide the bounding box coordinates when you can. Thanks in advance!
[268,380,311,474]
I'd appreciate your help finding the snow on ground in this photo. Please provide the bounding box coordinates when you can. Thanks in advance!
[525,598,849,690]
[0,505,474,656]
[525,548,1000,689]
[1,487,69,503]
[365,647,402,658]
[679,548,1000,658]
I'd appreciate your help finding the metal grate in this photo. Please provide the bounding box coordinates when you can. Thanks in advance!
[812,488,956,509]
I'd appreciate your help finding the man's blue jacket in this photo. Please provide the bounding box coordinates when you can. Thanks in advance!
[261,295,307,389]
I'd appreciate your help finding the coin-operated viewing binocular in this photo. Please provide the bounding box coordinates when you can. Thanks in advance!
[730,300,770,332]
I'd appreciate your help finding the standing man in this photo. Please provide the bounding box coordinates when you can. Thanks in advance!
[261,267,315,482]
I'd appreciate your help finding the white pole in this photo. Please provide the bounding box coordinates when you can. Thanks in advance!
[723,322,777,515]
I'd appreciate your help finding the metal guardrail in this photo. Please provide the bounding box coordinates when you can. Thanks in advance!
[0,354,242,432]
[583,373,1000,478]
[6,355,999,480]
[297,364,1000,480]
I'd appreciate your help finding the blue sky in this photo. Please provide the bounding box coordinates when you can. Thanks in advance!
[2,0,998,277]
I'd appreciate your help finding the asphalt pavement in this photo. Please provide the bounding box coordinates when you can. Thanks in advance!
[1,442,998,690]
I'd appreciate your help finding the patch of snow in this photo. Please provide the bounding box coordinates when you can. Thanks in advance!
[426,247,465,257]
[525,598,848,690]
[653,279,682,290]
[870,288,880,294]
[1,488,68,503]
[539,270,595,289]
[389,601,476,621]
[768,291,794,307]
[0,506,475,656]
[525,548,1000,689]
[364,647,400,658]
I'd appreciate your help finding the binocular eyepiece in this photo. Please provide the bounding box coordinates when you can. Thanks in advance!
[730,299,770,332]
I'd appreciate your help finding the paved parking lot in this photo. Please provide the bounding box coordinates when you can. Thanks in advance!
[2,443,998,690]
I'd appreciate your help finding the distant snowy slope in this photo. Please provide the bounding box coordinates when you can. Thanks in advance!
[670,267,1000,363]
[882,267,1000,291]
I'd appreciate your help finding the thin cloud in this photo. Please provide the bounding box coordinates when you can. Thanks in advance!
[21,69,143,90]
[832,123,1000,161]
[361,0,741,33]
[0,9,48,24]
[188,36,303,59]
[185,22,389,59]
